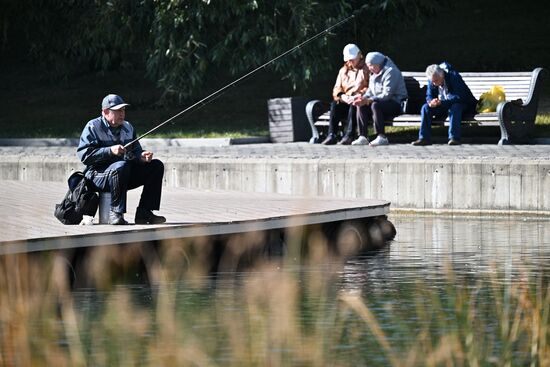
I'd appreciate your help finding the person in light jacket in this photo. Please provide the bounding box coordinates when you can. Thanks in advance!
[321,43,370,145]
[352,52,408,146]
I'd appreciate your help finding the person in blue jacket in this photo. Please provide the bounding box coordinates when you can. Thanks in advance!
[412,62,477,146]
[77,94,166,225]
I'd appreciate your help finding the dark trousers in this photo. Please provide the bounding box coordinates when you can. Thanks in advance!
[328,100,357,138]
[419,101,475,141]
[88,159,164,213]
[356,99,402,136]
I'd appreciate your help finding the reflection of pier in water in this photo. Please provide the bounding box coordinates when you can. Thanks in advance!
[390,215,550,268]
[339,215,550,294]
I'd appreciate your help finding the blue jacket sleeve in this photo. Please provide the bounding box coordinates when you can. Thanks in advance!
[77,122,114,166]
[442,71,467,103]
[426,82,438,103]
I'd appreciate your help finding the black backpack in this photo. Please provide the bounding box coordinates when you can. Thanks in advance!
[54,171,99,224]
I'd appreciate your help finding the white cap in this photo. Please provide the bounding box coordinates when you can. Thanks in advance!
[343,44,361,62]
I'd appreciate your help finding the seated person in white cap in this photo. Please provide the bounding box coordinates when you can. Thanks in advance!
[77,94,166,225]
[351,52,408,146]
[321,43,369,145]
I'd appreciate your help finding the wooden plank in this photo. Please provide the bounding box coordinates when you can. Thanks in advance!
[268,126,294,133]
[462,79,531,83]
[401,72,536,78]
[0,181,390,254]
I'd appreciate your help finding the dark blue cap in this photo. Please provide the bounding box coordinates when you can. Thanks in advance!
[101,94,130,110]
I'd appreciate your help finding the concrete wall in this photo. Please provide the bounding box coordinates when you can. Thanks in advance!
[163,157,550,213]
[2,156,550,214]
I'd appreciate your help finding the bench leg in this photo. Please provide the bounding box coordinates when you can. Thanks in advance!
[306,100,325,144]
[497,101,536,145]
[497,68,547,145]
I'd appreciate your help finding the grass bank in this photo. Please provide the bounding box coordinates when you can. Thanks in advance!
[0,65,291,139]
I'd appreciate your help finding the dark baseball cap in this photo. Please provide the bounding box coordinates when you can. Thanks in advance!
[101,94,130,110]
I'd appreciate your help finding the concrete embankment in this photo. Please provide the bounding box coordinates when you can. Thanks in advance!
[1,142,550,214]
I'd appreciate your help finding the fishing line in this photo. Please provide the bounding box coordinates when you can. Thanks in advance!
[124,13,357,148]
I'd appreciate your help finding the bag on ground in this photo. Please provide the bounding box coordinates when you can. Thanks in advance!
[54,171,99,224]
[476,85,506,113]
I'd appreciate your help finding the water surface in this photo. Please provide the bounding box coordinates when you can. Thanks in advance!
[67,214,550,365]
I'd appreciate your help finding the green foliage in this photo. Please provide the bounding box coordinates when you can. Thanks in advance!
[4,0,153,76]
[1,0,439,103]
[350,0,440,50]
[145,0,440,102]
[145,0,350,101]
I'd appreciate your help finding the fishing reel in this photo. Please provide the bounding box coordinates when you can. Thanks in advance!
[124,150,135,161]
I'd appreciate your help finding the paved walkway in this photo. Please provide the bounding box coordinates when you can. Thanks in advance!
[1,142,550,161]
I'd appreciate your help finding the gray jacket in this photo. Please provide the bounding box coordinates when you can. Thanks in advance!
[364,56,408,104]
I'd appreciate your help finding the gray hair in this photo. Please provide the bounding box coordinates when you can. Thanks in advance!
[425,64,445,79]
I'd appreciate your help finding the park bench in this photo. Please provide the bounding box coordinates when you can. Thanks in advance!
[305,68,547,145]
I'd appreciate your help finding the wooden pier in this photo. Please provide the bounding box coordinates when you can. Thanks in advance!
[1,181,391,255]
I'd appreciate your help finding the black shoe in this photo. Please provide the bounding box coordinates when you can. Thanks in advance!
[338,135,353,145]
[321,135,337,145]
[109,211,128,225]
[411,139,431,146]
[135,207,166,224]
[448,139,461,145]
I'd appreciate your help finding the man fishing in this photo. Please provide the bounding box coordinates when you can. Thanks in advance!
[77,94,166,225]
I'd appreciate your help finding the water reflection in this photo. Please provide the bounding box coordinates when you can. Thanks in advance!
[3,214,550,365]
[341,214,550,288]
[333,215,550,363]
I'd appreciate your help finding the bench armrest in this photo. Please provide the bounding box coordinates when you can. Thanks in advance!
[497,67,548,145]
[306,100,330,143]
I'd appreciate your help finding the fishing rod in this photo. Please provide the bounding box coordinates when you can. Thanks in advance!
[124,13,357,148]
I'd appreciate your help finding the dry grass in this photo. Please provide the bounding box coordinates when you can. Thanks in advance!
[0,233,549,366]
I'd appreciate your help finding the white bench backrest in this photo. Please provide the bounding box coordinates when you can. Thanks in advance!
[402,71,532,101]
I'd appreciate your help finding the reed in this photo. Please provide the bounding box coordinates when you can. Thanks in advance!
[0,235,549,366]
